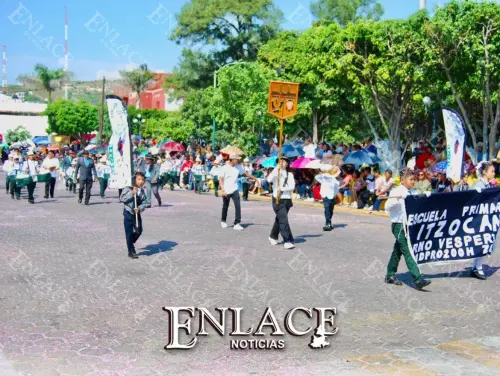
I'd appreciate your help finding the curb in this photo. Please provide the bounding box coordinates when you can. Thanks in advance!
[246,193,389,218]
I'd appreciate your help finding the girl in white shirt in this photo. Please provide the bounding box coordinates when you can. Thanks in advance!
[267,157,296,249]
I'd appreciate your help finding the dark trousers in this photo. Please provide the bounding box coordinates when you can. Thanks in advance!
[98,177,108,197]
[10,180,21,198]
[123,209,143,255]
[146,181,161,206]
[242,182,250,200]
[68,178,76,193]
[386,223,422,282]
[270,197,294,243]
[79,179,93,204]
[213,178,219,197]
[357,190,374,209]
[323,197,335,226]
[221,190,241,224]
[45,177,56,198]
[5,175,10,193]
[27,182,36,201]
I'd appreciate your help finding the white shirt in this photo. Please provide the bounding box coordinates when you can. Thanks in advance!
[220,164,244,194]
[267,168,295,199]
[3,160,13,175]
[41,157,60,178]
[96,163,112,178]
[385,185,413,223]
[303,143,317,158]
[23,160,39,176]
[380,178,395,194]
[315,174,340,200]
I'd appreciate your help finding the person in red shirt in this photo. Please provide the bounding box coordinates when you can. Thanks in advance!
[180,155,194,188]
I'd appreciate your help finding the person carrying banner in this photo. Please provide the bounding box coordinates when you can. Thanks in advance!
[120,171,149,259]
[267,157,296,249]
[384,169,431,290]
[470,161,496,280]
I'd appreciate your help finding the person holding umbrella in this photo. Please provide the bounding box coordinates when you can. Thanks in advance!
[267,156,296,249]
[219,154,258,230]
[120,171,149,259]
[75,150,97,205]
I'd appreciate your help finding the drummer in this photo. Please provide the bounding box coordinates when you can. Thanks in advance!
[9,155,22,200]
[23,151,40,204]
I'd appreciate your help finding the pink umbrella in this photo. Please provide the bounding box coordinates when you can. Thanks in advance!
[161,141,185,152]
[290,157,316,169]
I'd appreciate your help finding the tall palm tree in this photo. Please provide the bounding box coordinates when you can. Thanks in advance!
[17,64,72,103]
[119,64,155,109]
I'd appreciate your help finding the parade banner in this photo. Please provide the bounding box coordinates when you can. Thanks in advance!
[106,95,132,189]
[405,189,500,265]
[443,107,466,182]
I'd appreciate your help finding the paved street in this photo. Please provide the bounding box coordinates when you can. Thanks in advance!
[0,181,500,376]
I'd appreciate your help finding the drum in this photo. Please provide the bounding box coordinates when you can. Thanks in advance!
[16,175,33,188]
[37,173,51,182]
[7,175,16,183]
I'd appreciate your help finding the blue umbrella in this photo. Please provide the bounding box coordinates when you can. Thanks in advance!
[282,144,304,158]
[33,136,49,144]
[262,156,278,168]
[343,150,380,168]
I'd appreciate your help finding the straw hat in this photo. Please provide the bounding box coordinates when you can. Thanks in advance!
[229,153,241,160]
[321,164,341,177]
[243,157,250,163]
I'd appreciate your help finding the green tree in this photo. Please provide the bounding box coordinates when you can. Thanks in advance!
[44,100,99,143]
[6,126,32,144]
[119,64,155,109]
[310,0,384,26]
[17,64,72,103]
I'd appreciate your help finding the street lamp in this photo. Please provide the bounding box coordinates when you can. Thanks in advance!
[212,61,253,148]
[133,113,145,136]
[423,96,436,150]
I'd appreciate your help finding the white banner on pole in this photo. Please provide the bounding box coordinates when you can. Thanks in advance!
[106,95,132,189]
[443,107,466,182]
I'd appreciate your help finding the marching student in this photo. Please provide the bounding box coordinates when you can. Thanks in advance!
[142,154,162,207]
[471,161,496,280]
[9,155,22,200]
[191,157,208,194]
[219,154,258,230]
[22,151,40,204]
[41,150,60,199]
[96,156,112,198]
[314,164,341,232]
[384,169,431,290]
[241,158,253,201]
[267,156,296,249]
[65,159,78,194]
[120,171,150,259]
[4,154,13,194]
[210,160,222,197]
[75,150,97,205]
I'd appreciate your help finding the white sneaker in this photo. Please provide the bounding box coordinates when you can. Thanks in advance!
[284,242,295,249]
[269,237,278,246]
[233,224,244,231]
[366,206,373,211]
[306,198,314,202]
[221,222,228,229]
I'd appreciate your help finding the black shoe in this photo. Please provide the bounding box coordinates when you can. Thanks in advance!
[78,199,82,204]
[29,200,34,204]
[11,194,14,199]
[415,278,431,290]
[472,269,487,280]
[101,196,105,199]
[385,276,403,286]
[43,195,48,199]
[128,253,138,259]
[323,224,333,231]
[84,202,89,205]
[158,201,162,207]
[16,197,21,200]
[50,195,54,199]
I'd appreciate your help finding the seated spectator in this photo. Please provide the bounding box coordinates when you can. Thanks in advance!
[373,170,394,211]
[351,170,364,207]
[357,166,375,209]
[414,170,432,194]
[435,172,452,193]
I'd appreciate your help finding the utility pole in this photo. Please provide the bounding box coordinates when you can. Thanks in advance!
[64,6,69,99]
[420,0,426,10]
[2,45,6,94]
[99,77,105,145]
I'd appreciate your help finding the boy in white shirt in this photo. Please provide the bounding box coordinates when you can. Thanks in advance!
[384,169,431,290]
[65,159,77,194]
[219,154,258,230]
[41,150,60,199]
[314,165,341,232]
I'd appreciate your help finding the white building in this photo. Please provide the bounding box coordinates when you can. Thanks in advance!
[0,94,48,138]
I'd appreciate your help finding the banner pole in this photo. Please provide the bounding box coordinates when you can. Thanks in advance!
[276,117,284,204]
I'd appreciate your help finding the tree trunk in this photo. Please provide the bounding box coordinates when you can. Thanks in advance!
[312,109,318,144]
[48,90,52,103]
[135,91,141,109]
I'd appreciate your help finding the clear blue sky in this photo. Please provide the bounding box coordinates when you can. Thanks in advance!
[0,0,442,83]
